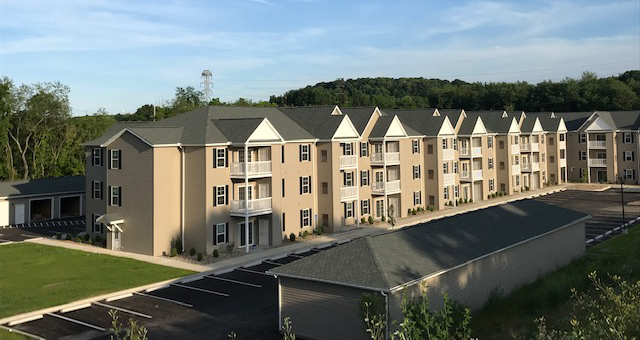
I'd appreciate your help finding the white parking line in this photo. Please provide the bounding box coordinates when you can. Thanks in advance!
[134,292,193,308]
[0,325,45,340]
[170,283,230,297]
[93,301,152,319]
[262,260,282,266]
[20,234,40,238]
[309,248,323,252]
[289,254,304,258]
[0,239,12,243]
[47,313,106,332]
[204,275,262,288]
[236,267,273,276]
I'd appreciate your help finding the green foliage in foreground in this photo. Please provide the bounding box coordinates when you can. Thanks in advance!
[0,243,194,318]
[0,328,30,340]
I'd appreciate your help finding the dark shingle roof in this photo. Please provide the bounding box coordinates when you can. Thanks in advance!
[212,118,265,143]
[270,200,589,291]
[525,113,562,132]
[597,111,640,130]
[554,112,595,131]
[386,110,447,136]
[465,111,513,133]
[0,176,85,198]
[438,109,465,126]
[339,107,379,134]
[278,106,347,139]
[520,116,538,133]
[458,115,484,135]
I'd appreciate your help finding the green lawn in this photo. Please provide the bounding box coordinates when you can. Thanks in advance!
[0,243,194,319]
[471,226,640,339]
[0,328,30,340]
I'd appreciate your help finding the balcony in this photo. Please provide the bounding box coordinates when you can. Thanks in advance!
[340,186,358,201]
[230,197,272,216]
[521,143,538,152]
[511,144,520,154]
[589,159,607,167]
[512,164,520,173]
[371,152,400,166]
[460,169,482,181]
[442,148,454,160]
[230,161,272,178]
[588,141,606,148]
[473,169,483,179]
[560,158,566,167]
[443,173,455,186]
[459,147,482,158]
[521,162,540,172]
[371,180,401,195]
[340,155,357,169]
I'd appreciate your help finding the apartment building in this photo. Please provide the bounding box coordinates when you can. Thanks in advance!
[85,106,639,256]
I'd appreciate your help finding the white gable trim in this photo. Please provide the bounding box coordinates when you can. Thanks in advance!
[100,128,153,148]
[575,111,599,131]
[385,115,408,137]
[332,115,361,140]
[550,112,556,118]
[584,116,614,132]
[246,118,285,143]
[557,118,567,133]
[471,117,488,135]
[331,105,343,116]
[531,118,544,133]
[508,118,521,133]
[437,116,456,136]
[433,108,441,117]
[501,111,509,118]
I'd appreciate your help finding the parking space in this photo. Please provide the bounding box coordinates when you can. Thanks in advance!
[0,219,84,243]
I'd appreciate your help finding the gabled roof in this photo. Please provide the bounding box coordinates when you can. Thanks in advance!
[520,116,544,134]
[526,112,564,132]
[554,112,596,131]
[465,111,513,134]
[339,107,381,134]
[458,115,487,135]
[270,200,589,292]
[386,109,448,136]
[278,106,349,139]
[0,176,85,199]
[592,111,640,131]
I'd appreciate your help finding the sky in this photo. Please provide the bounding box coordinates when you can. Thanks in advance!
[0,0,639,115]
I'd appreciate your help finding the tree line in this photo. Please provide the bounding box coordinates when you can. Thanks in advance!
[1,70,638,180]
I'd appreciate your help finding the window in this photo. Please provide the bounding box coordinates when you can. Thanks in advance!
[361,171,369,186]
[489,179,494,191]
[281,145,285,163]
[322,182,328,194]
[454,185,459,197]
[343,143,353,156]
[579,168,587,178]
[413,191,422,205]
[301,176,311,194]
[361,199,370,215]
[216,223,227,244]
[499,141,505,149]
[215,186,227,206]
[559,134,565,142]
[560,149,566,159]
[413,165,421,179]
[624,133,633,144]
[443,163,449,173]
[444,187,449,200]
[360,142,368,157]
[542,153,545,162]
[321,150,328,162]
[344,172,354,186]
[109,150,120,169]
[428,169,434,179]
[93,214,101,233]
[541,136,544,144]
[499,161,505,170]
[549,137,554,146]
[442,138,447,149]
[345,202,353,218]
[300,144,310,161]
[488,136,493,148]
[92,148,102,166]
[514,155,520,165]
[454,162,458,173]
[542,171,546,181]
[500,183,506,192]
[624,151,635,162]
[579,133,586,143]
[282,179,285,197]
[453,139,457,150]
[427,144,433,154]
[215,148,226,167]
[488,158,494,169]
[412,140,420,153]
[110,186,121,206]
[282,213,286,231]
[579,151,587,161]
[550,156,555,163]
[376,200,384,218]
[513,136,519,144]
[625,169,635,179]
[301,209,311,227]
[515,175,520,186]
[92,181,102,200]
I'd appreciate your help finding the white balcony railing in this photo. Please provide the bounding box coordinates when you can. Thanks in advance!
[522,163,531,171]
[472,147,482,157]
[459,148,469,157]
[442,148,454,160]
[340,186,358,201]
[560,158,567,167]
[230,197,272,215]
[340,155,357,169]
[443,173,455,185]
[521,143,531,152]
[588,141,606,148]
[473,169,483,179]
[531,143,539,152]
[371,152,400,165]
[589,159,607,167]
[230,161,272,177]
[512,164,520,174]
[511,144,520,154]
[460,170,470,181]
[521,162,540,172]
[371,180,401,194]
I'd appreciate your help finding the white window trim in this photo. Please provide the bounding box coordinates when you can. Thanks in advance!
[488,136,493,148]
[624,133,632,144]
[413,191,421,205]
[216,149,226,167]
[413,165,420,179]
[625,169,634,179]
[345,202,353,218]
[216,223,227,244]
[361,171,369,186]
[216,186,227,205]
[110,186,120,206]
[92,181,101,200]
[580,151,587,161]
[92,148,102,166]
[624,151,634,162]
[362,200,370,215]
[109,149,120,169]
[413,140,420,153]
[93,214,101,233]
[302,176,311,194]
[301,145,310,161]
[360,142,368,157]
[302,209,311,226]
[579,133,586,143]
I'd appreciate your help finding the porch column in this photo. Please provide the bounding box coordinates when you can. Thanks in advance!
[382,139,388,220]
[244,144,249,253]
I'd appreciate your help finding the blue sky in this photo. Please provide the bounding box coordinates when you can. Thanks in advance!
[0,0,638,115]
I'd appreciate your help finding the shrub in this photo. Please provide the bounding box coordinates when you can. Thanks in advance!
[411,208,417,215]
[302,230,310,239]
[498,192,503,197]
[175,236,184,254]
[429,206,434,212]
[95,235,102,243]
[525,186,530,191]
[381,216,386,222]
[469,199,473,203]
[83,234,90,242]
[491,193,496,198]
[361,217,366,224]
[464,198,468,204]
[170,248,177,257]
[393,292,471,340]
[89,238,94,245]
[487,194,491,199]
[197,253,203,261]
[289,233,296,242]
[316,227,324,235]
[213,249,219,257]
[189,247,196,256]
[368,216,374,224]
[226,242,235,254]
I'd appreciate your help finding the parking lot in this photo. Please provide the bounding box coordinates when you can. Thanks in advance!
[4,242,344,340]
[0,219,85,244]
[534,188,640,245]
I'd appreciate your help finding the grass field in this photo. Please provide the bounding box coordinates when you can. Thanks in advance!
[0,328,29,340]
[0,243,194,319]
[471,226,640,339]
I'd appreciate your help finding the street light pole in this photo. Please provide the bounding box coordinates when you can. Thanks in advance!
[620,176,627,234]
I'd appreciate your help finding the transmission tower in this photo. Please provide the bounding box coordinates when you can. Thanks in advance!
[201,70,213,104]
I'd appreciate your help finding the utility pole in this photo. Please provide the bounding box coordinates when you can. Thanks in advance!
[201,70,213,104]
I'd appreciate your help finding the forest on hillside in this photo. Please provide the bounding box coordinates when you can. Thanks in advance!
[1,71,638,180]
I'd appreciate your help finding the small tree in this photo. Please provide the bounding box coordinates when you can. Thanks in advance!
[282,317,296,340]
[368,216,374,224]
[109,310,148,340]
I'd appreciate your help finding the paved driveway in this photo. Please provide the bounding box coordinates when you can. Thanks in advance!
[0,219,85,244]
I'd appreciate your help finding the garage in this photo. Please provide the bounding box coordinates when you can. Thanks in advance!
[270,200,589,340]
[60,195,82,218]
[30,198,53,222]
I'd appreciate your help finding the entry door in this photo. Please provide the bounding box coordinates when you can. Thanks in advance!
[112,231,121,250]
[239,221,254,247]
[388,197,399,217]
[532,175,539,189]
[258,219,269,245]
[14,204,25,224]
[597,170,607,182]
[473,183,482,202]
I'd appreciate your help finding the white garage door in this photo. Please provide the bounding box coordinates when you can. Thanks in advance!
[0,200,8,226]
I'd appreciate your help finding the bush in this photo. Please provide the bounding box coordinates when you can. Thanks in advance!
[302,230,310,239]
[174,236,183,254]
[89,238,94,245]
[464,198,468,204]
[361,217,366,224]
[95,235,102,243]
[226,242,235,254]
[487,194,491,199]
[491,193,496,198]
[469,199,473,203]
[498,192,503,197]
[525,186,530,191]
[368,216,374,224]
[411,208,417,215]
[213,249,219,258]
[381,216,386,222]
[316,227,324,235]
[429,206,434,212]
[170,248,177,257]
[83,234,90,242]
[189,247,196,256]
[197,253,203,261]
[289,233,296,242]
